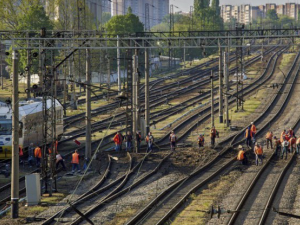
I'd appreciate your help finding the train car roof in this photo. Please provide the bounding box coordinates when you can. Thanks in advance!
[19,99,61,117]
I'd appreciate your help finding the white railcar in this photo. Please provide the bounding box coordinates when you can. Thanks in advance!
[0,98,63,159]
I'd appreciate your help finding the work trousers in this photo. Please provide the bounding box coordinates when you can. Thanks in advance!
[147,142,153,152]
[275,145,281,156]
[72,163,80,172]
[281,146,288,159]
[56,160,66,170]
[126,141,132,151]
[211,137,215,146]
[170,142,176,151]
[266,139,273,149]
[36,157,41,168]
[255,154,263,166]
[246,137,252,147]
[115,144,121,152]
[297,144,300,154]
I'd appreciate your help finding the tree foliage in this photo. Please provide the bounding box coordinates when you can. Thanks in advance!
[266,9,279,21]
[105,7,144,34]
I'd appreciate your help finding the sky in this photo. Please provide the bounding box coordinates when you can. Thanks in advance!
[170,0,297,12]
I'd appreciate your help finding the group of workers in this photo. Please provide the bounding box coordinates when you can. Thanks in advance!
[238,124,299,166]
[113,130,179,152]
[197,126,219,148]
[20,141,70,172]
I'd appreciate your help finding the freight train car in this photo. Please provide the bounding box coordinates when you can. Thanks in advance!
[0,98,63,159]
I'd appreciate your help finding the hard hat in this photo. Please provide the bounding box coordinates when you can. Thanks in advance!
[251,122,253,124]
[238,145,243,149]
[273,136,277,139]
[255,142,259,146]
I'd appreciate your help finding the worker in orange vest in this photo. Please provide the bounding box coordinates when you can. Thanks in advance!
[113,131,123,152]
[145,132,154,152]
[19,146,24,165]
[197,134,204,147]
[265,131,273,149]
[280,129,286,143]
[71,150,80,173]
[210,126,218,147]
[34,146,42,167]
[296,136,300,154]
[251,122,257,141]
[273,136,281,156]
[288,127,294,137]
[245,126,252,148]
[237,145,247,165]
[289,136,296,153]
[254,142,263,166]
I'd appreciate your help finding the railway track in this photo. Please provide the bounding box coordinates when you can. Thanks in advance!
[0,47,281,208]
[42,151,171,224]
[124,49,299,225]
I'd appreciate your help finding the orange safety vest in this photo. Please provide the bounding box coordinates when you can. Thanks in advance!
[285,134,290,141]
[245,129,252,138]
[274,139,281,147]
[198,136,204,143]
[34,147,42,158]
[237,150,245,160]
[280,131,286,143]
[55,140,58,151]
[113,134,121,145]
[251,125,256,134]
[71,153,79,164]
[289,137,296,146]
[266,132,273,140]
[254,146,263,155]
[19,147,23,156]
[48,148,58,155]
[210,129,216,138]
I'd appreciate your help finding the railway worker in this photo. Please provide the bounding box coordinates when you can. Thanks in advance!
[280,129,287,143]
[169,131,177,151]
[237,145,248,165]
[48,147,58,155]
[254,142,263,166]
[71,150,80,173]
[274,136,281,156]
[296,136,300,154]
[281,137,289,160]
[28,143,35,167]
[210,126,218,147]
[19,146,24,165]
[289,136,296,153]
[266,131,273,149]
[285,132,290,142]
[288,127,294,137]
[34,146,42,167]
[250,122,257,141]
[56,153,66,171]
[197,134,204,148]
[245,126,252,148]
[125,131,133,152]
[113,131,123,152]
[136,131,142,152]
[146,132,154,152]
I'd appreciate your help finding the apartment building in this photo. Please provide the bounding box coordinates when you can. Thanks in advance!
[221,3,300,25]
[111,0,169,28]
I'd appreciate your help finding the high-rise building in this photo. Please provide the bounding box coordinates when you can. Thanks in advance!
[111,0,169,29]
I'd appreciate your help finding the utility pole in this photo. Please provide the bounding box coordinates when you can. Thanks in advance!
[224,50,229,127]
[145,47,150,135]
[183,41,186,68]
[85,48,91,160]
[26,38,31,99]
[219,46,223,123]
[0,41,3,90]
[107,55,110,100]
[132,49,138,152]
[11,50,19,218]
[117,35,121,93]
[211,70,214,127]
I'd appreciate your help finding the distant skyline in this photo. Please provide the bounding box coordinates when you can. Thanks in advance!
[170,0,299,12]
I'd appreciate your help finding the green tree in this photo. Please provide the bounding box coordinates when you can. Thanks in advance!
[266,9,278,21]
[102,12,111,25]
[211,0,220,16]
[105,7,144,34]
[194,0,210,12]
